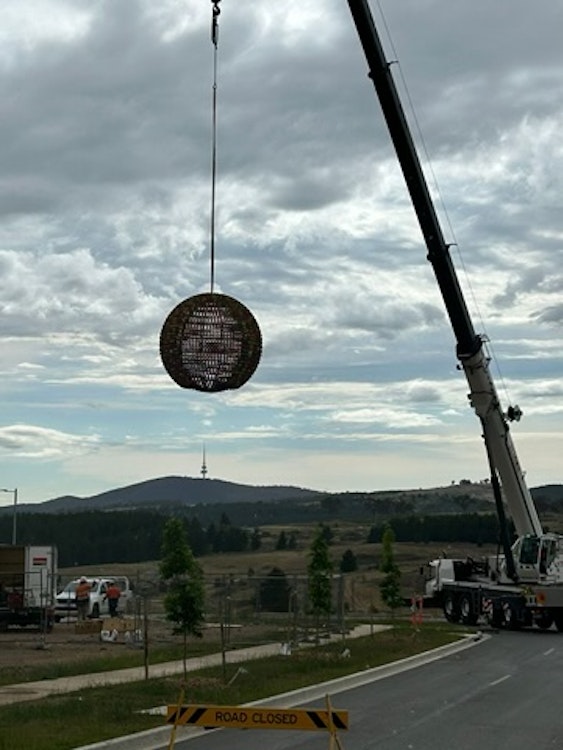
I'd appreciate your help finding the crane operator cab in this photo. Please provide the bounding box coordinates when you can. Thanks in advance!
[512,534,561,582]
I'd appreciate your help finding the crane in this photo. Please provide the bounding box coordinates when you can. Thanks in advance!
[346,0,563,628]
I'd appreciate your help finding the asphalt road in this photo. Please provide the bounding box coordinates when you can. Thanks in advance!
[161,630,563,750]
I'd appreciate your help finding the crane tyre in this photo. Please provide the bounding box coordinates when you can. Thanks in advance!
[460,594,478,626]
[443,593,460,623]
[535,612,553,631]
[502,602,521,630]
[553,613,563,632]
[490,607,504,629]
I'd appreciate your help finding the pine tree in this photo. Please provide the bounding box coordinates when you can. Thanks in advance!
[340,548,358,573]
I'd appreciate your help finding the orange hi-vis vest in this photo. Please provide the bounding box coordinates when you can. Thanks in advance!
[76,581,90,602]
[106,585,120,600]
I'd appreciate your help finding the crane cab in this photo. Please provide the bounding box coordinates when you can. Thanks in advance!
[512,534,562,583]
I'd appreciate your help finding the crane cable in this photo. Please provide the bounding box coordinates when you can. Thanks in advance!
[374,0,515,411]
[209,0,221,294]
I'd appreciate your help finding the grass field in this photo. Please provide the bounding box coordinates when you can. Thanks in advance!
[0,623,468,750]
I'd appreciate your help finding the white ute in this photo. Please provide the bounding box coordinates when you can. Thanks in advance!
[55,576,134,621]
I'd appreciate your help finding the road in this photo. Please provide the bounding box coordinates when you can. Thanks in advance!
[161,630,563,750]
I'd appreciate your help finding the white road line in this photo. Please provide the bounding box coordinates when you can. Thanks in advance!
[489,674,511,687]
[543,648,555,656]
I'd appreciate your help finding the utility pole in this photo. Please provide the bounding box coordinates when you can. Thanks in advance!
[1,488,18,545]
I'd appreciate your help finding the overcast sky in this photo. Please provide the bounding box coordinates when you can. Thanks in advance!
[1,0,563,505]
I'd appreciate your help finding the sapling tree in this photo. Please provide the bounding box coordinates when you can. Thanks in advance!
[308,526,333,642]
[160,517,205,677]
[379,524,403,618]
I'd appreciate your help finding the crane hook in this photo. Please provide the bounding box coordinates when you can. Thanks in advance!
[211,0,221,47]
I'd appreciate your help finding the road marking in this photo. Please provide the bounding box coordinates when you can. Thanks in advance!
[489,674,511,687]
[543,648,555,656]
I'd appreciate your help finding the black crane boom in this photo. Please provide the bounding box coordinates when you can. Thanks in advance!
[347,0,480,360]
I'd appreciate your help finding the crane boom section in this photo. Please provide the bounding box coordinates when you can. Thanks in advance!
[347,0,543,538]
[462,348,542,536]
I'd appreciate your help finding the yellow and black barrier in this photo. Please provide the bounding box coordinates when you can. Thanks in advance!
[166,703,348,731]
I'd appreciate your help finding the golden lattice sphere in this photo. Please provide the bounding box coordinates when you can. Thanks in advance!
[160,292,262,392]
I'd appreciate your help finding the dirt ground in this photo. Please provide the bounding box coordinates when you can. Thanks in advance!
[0,617,188,674]
[0,617,288,676]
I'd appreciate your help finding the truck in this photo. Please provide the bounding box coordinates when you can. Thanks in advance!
[0,544,58,631]
[347,0,563,630]
[54,575,134,621]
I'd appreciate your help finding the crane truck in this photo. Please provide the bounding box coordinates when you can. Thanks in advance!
[347,0,563,630]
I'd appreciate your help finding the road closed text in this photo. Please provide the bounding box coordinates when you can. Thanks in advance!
[214,709,298,727]
[166,703,349,731]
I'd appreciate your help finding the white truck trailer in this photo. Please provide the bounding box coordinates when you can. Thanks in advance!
[0,544,58,631]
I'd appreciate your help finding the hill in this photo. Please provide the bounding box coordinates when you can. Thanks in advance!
[6,476,321,515]
[2,476,562,521]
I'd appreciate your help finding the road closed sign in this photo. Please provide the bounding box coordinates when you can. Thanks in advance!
[166,704,349,731]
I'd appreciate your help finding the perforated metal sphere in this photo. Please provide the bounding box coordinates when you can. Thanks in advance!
[160,292,262,392]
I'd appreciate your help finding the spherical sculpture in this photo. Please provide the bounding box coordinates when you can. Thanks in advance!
[160,292,262,392]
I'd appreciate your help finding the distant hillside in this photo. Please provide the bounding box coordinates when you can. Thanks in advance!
[8,476,321,515]
[2,476,562,520]
[531,484,563,512]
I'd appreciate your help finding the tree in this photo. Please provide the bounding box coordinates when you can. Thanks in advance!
[159,517,205,677]
[211,515,249,552]
[250,527,261,551]
[379,524,402,616]
[339,548,358,573]
[258,567,290,612]
[186,516,209,556]
[308,526,333,640]
[319,523,334,545]
[275,530,288,550]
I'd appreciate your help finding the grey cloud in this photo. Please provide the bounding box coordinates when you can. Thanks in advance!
[405,382,442,403]
[493,266,548,308]
[332,298,443,338]
[533,304,563,326]
[0,1,210,214]
[0,248,163,343]
[268,176,345,212]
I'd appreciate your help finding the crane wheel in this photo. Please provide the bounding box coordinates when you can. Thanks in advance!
[502,602,521,630]
[534,612,553,631]
[553,613,563,632]
[460,595,478,626]
[443,594,460,623]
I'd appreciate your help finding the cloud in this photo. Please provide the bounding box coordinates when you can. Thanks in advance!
[0,424,102,459]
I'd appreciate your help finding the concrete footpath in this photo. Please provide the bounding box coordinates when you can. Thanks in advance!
[0,624,382,707]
